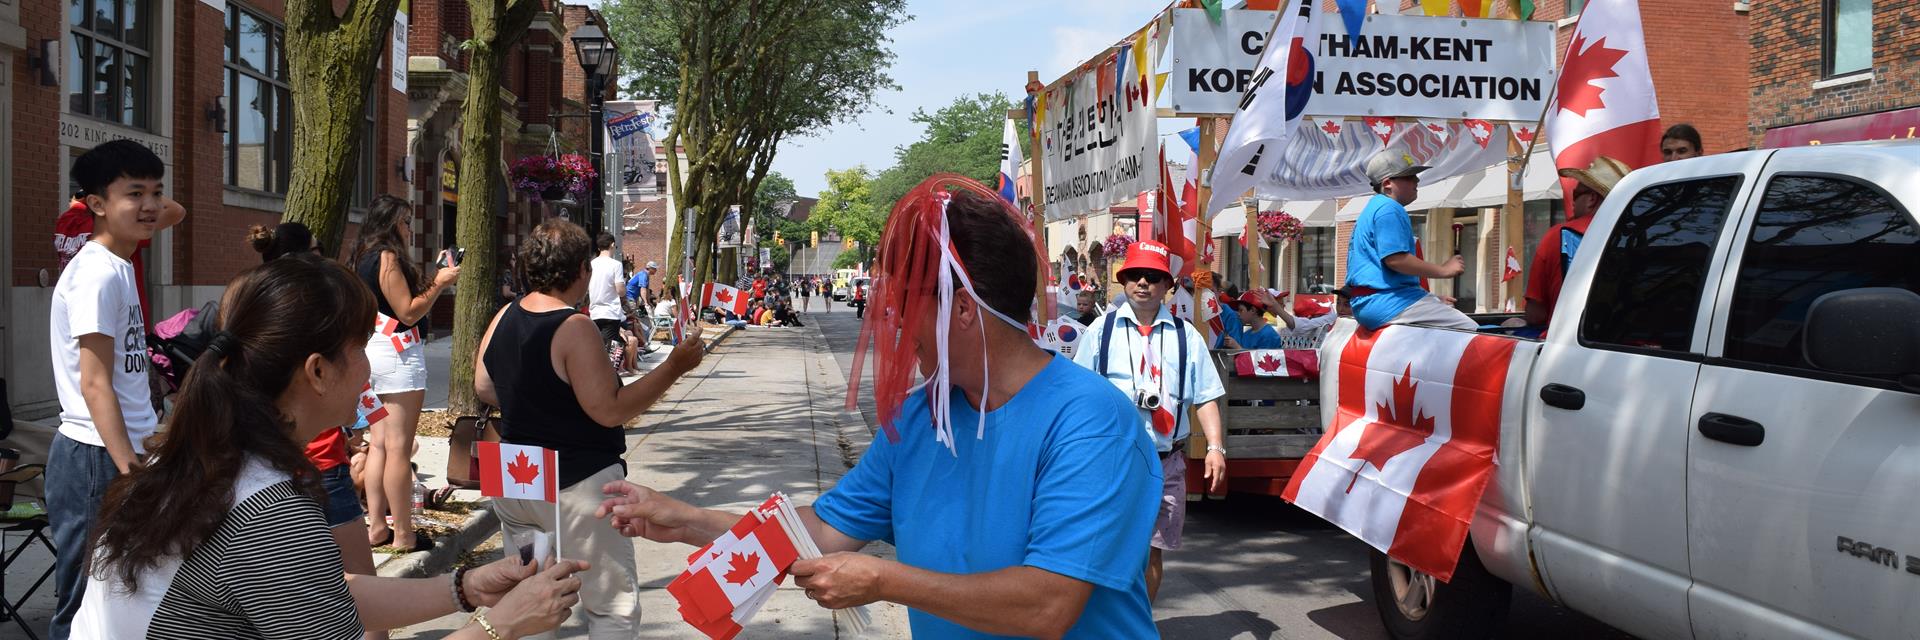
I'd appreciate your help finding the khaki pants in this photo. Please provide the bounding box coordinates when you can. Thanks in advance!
[493,463,639,639]
[1387,294,1479,331]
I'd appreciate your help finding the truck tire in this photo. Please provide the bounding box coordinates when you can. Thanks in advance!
[1369,543,1511,639]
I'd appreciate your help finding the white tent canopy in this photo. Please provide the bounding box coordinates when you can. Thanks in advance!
[1340,148,1562,222]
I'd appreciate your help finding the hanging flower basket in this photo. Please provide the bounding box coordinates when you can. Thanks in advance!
[509,154,598,201]
[1257,210,1305,243]
[1101,234,1135,258]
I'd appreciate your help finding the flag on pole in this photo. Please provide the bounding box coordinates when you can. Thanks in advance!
[1503,247,1522,282]
[1548,0,1662,178]
[669,494,871,639]
[702,282,750,317]
[1206,0,1322,216]
[1282,327,1517,581]
[998,115,1029,202]
[1155,146,1194,277]
[1233,349,1321,378]
[476,442,559,503]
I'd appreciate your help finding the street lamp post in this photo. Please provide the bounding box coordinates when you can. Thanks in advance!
[571,21,614,233]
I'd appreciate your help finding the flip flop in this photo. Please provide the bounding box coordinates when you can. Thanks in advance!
[425,486,458,510]
[370,529,394,548]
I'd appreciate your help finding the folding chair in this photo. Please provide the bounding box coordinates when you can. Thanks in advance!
[0,462,51,640]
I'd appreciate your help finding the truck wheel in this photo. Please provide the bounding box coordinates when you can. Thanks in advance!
[1369,543,1510,639]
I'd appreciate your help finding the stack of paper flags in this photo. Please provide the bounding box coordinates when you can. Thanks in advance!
[669,493,871,639]
[1232,349,1322,379]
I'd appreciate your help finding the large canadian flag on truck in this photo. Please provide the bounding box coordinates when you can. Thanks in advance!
[1282,327,1516,581]
[1549,0,1661,173]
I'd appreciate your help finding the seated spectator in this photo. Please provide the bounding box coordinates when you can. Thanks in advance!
[79,254,584,638]
[1072,291,1100,326]
[1526,156,1631,329]
[475,220,706,638]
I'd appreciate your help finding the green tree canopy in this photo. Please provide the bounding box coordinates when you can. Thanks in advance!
[810,166,883,252]
[870,92,1025,214]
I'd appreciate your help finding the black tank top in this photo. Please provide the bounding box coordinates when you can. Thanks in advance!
[483,303,623,488]
[357,251,414,332]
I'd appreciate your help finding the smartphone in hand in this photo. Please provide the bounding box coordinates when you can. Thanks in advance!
[438,247,466,268]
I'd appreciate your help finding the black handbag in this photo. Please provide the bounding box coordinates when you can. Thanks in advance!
[446,406,502,489]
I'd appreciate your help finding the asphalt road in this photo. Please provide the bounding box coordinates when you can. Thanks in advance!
[802,300,1633,640]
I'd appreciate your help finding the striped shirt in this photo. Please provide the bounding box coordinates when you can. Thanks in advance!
[72,459,362,639]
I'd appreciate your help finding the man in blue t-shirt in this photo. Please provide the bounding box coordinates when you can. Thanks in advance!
[624,260,657,309]
[595,186,1160,638]
[1345,149,1476,331]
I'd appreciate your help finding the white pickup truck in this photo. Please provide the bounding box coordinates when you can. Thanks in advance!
[1320,143,1920,639]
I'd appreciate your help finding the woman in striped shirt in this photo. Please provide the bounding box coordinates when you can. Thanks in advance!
[74,255,586,639]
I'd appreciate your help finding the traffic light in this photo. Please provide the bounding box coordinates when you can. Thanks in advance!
[774,230,783,245]
[811,230,819,248]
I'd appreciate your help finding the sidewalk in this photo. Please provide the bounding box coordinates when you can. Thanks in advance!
[394,322,910,638]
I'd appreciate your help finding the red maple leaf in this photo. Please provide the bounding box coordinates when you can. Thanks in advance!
[1515,126,1536,143]
[507,451,541,486]
[1425,122,1446,133]
[1346,365,1434,492]
[722,552,761,586]
[1557,33,1628,117]
[1320,120,1343,136]
[1256,354,1284,373]
[715,288,734,304]
[362,396,376,409]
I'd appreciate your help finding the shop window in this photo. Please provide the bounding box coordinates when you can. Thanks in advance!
[1295,227,1336,293]
[1520,199,1566,274]
[68,0,153,130]
[225,5,294,194]
[1825,0,1872,77]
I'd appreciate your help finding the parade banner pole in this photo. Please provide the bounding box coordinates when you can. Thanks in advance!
[1025,71,1053,325]
[1508,0,1561,312]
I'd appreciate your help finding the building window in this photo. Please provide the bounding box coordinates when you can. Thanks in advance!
[1566,0,1584,16]
[224,5,293,194]
[353,77,379,213]
[68,0,153,129]
[1825,0,1872,77]
[1295,227,1336,293]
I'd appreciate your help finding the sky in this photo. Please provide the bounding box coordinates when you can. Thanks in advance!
[767,0,1185,197]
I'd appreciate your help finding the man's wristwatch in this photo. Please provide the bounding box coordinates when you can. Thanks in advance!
[1206,445,1228,457]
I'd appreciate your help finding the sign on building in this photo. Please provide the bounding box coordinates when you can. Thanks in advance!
[1168,10,1554,120]
[606,102,660,194]
[716,205,744,249]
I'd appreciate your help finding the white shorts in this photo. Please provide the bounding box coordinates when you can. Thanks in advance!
[1387,294,1479,331]
[366,332,428,394]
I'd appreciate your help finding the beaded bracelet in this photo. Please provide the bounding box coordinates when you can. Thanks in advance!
[451,564,477,613]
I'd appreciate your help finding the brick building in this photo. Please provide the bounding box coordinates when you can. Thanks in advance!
[404,0,617,328]
[1750,0,1920,147]
[3,0,411,416]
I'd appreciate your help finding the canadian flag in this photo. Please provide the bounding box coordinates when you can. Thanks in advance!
[1282,326,1517,581]
[1548,0,1661,178]
[1233,349,1320,378]
[356,383,388,426]
[669,515,800,633]
[1155,146,1195,277]
[378,315,420,353]
[702,282,750,317]
[476,442,559,503]
[1503,246,1522,282]
[1199,289,1227,338]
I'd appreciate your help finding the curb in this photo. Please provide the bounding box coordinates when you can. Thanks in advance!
[703,324,740,352]
[376,507,501,578]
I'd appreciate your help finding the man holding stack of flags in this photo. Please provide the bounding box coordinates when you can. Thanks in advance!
[595,176,1162,639]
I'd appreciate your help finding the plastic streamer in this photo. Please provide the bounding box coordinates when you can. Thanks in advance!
[845,174,1050,454]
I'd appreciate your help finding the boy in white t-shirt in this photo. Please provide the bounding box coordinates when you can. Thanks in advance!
[46,139,183,639]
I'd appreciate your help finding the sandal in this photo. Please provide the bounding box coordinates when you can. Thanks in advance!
[425,486,458,510]
[377,532,435,553]
[370,529,394,548]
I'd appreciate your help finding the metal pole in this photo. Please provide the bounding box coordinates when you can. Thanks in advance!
[587,74,605,233]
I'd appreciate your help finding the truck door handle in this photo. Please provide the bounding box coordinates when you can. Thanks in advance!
[1699,413,1765,447]
[1540,383,1586,410]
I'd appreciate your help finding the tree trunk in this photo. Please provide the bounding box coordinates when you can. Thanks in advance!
[448,0,539,414]
[283,0,403,254]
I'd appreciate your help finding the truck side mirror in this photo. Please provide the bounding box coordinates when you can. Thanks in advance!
[1803,288,1920,390]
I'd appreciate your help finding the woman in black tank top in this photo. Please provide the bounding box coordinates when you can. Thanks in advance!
[472,220,705,636]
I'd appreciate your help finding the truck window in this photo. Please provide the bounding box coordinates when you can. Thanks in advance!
[1723,175,1920,376]
[1580,176,1742,353]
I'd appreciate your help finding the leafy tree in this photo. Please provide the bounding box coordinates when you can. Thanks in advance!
[870,93,1025,214]
[284,0,405,252]
[811,167,883,268]
[447,0,543,414]
[602,0,906,287]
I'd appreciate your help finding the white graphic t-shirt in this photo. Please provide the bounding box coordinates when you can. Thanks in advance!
[51,241,157,452]
[588,254,626,322]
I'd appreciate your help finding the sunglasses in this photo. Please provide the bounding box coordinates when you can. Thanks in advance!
[1119,269,1168,285]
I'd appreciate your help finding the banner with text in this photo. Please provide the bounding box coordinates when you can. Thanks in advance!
[606,101,660,194]
[1169,10,1553,119]
[1039,58,1158,218]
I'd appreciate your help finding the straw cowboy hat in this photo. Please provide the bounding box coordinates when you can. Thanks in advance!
[1558,156,1632,196]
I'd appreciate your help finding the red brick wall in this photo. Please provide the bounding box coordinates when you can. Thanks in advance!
[1749,0,1920,145]
[10,0,65,286]
[620,199,671,278]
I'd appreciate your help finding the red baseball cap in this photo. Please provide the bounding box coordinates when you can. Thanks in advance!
[1117,240,1173,279]
[1227,289,1288,310]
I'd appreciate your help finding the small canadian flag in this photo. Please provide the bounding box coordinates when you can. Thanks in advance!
[701,282,750,317]
[356,383,388,426]
[378,315,420,353]
[476,442,559,503]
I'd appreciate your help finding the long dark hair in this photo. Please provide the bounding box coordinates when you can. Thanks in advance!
[349,194,424,296]
[91,254,377,590]
[248,221,316,262]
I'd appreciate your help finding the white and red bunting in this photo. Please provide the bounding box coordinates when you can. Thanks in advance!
[1362,117,1397,146]
[1463,119,1495,149]
[1512,123,1539,147]
[1282,326,1517,582]
[1313,117,1347,141]
[1416,119,1451,144]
